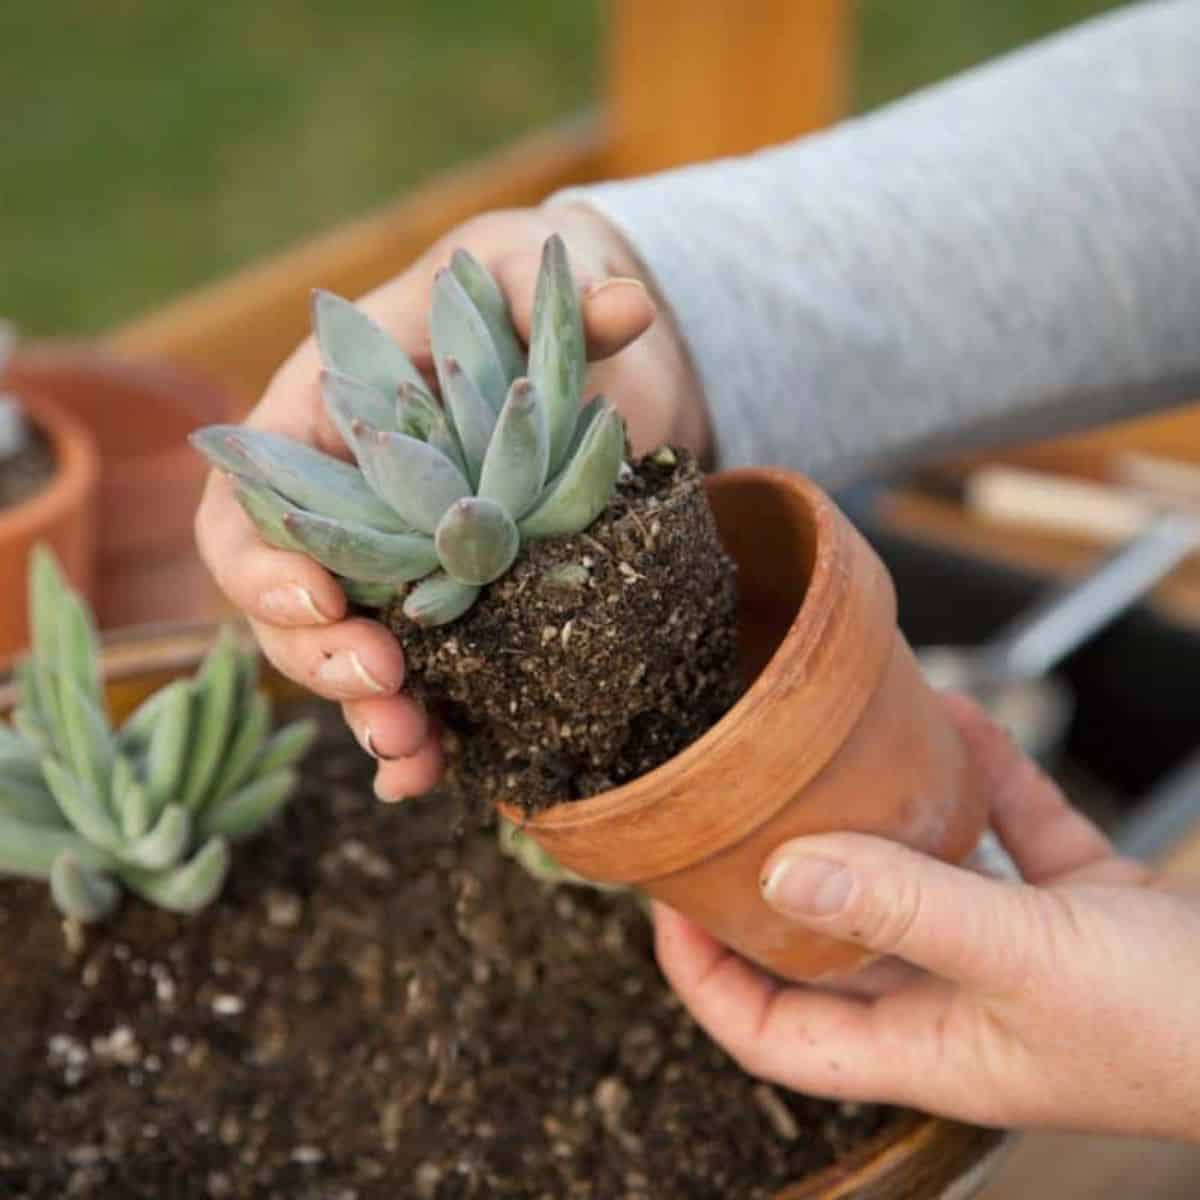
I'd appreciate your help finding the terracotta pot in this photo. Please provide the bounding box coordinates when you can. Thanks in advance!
[2,345,235,629]
[0,391,98,665]
[501,468,991,984]
[0,621,1012,1200]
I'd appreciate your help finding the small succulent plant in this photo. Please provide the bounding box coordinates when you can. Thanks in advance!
[0,549,315,923]
[191,236,626,626]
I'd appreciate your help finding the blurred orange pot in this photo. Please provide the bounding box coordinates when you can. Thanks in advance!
[4,346,234,629]
[0,391,98,664]
[501,468,990,984]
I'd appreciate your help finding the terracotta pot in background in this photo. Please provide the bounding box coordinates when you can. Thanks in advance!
[3,346,235,629]
[0,391,98,664]
[502,468,991,985]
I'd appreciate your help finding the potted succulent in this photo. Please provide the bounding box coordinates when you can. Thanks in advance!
[0,325,98,664]
[192,237,991,987]
[2,337,235,628]
[0,550,315,926]
[0,613,1005,1198]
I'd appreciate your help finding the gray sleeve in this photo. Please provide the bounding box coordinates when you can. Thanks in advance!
[556,1,1200,487]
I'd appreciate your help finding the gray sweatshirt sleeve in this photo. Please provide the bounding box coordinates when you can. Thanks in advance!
[558,1,1200,487]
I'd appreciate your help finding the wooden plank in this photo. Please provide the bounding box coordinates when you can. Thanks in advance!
[110,116,607,409]
[605,0,849,177]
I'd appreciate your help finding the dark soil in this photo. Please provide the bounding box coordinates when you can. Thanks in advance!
[0,408,54,512]
[0,704,893,1199]
[391,451,742,816]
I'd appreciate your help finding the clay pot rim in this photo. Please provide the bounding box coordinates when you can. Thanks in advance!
[0,391,99,550]
[498,466,874,837]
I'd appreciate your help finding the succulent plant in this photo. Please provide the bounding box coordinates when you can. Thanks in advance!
[0,549,316,923]
[191,236,627,626]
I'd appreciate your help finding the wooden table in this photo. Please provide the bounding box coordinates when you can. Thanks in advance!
[978,816,1200,1199]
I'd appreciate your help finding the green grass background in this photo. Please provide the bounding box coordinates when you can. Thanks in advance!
[1,0,1123,335]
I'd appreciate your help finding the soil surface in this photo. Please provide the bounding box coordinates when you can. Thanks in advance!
[391,452,742,816]
[0,704,893,1199]
[0,406,54,512]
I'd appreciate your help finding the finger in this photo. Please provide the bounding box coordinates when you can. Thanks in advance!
[944,691,1115,883]
[194,472,345,627]
[652,903,897,1101]
[250,616,404,702]
[341,694,430,760]
[760,832,1060,993]
[492,251,655,360]
[373,736,445,802]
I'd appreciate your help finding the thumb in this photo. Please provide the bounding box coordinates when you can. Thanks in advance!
[492,249,656,361]
[760,833,1061,993]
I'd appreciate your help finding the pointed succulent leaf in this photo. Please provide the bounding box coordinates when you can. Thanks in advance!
[563,395,604,463]
[519,403,626,541]
[122,804,191,871]
[230,477,308,554]
[53,565,102,706]
[0,813,116,878]
[340,578,397,608]
[252,718,318,777]
[402,573,481,627]
[435,498,520,586]
[206,691,271,808]
[179,628,239,811]
[11,703,51,755]
[396,381,441,439]
[50,853,119,923]
[120,682,180,746]
[356,430,470,535]
[528,235,587,473]
[450,248,525,383]
[430,269,508,410]
[426,411,471,483]
[320,369,402,454]
[0,774,65,827]
[58,679,112,790]
[199,769,297,840]
[439,356,497,485]
[279,508,438,584]
[0,722,31,759]
[477,378,550,519]
[312,290,431,399]
[112,752,153,839]
[143,679,192,811]
[191,426,409,534]
[42,759,122,851]
[120,836,230,914]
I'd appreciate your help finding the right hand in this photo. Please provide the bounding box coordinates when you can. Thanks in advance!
[194,203,707,802]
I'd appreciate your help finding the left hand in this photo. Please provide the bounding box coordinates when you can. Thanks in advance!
[652,694,1200,1139]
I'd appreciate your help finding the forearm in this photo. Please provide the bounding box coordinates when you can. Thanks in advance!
[557,2,1200,485]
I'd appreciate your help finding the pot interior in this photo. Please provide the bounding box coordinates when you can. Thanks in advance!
[708,472,820,687]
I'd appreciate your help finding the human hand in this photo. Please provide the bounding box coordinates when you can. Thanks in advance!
[194,203,706,802]
[653,693,1200,1140]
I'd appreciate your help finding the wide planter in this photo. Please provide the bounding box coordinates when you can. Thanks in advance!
[2,344,234,628]
[0,390,98,664]
[502,468,991,985]
[0,623,1007,1199]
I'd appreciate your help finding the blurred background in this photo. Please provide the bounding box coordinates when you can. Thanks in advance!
[1,0,1123,336]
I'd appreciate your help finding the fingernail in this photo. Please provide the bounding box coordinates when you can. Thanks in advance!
[762,856,853,918]
[584,275,647,300]
[261,584,330,624]
[373,778,406,804]
[315,650,389,695]
[359,725,413,762]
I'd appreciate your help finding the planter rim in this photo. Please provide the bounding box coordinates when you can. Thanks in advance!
[0,392,98,557]
[499,466,896,882]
